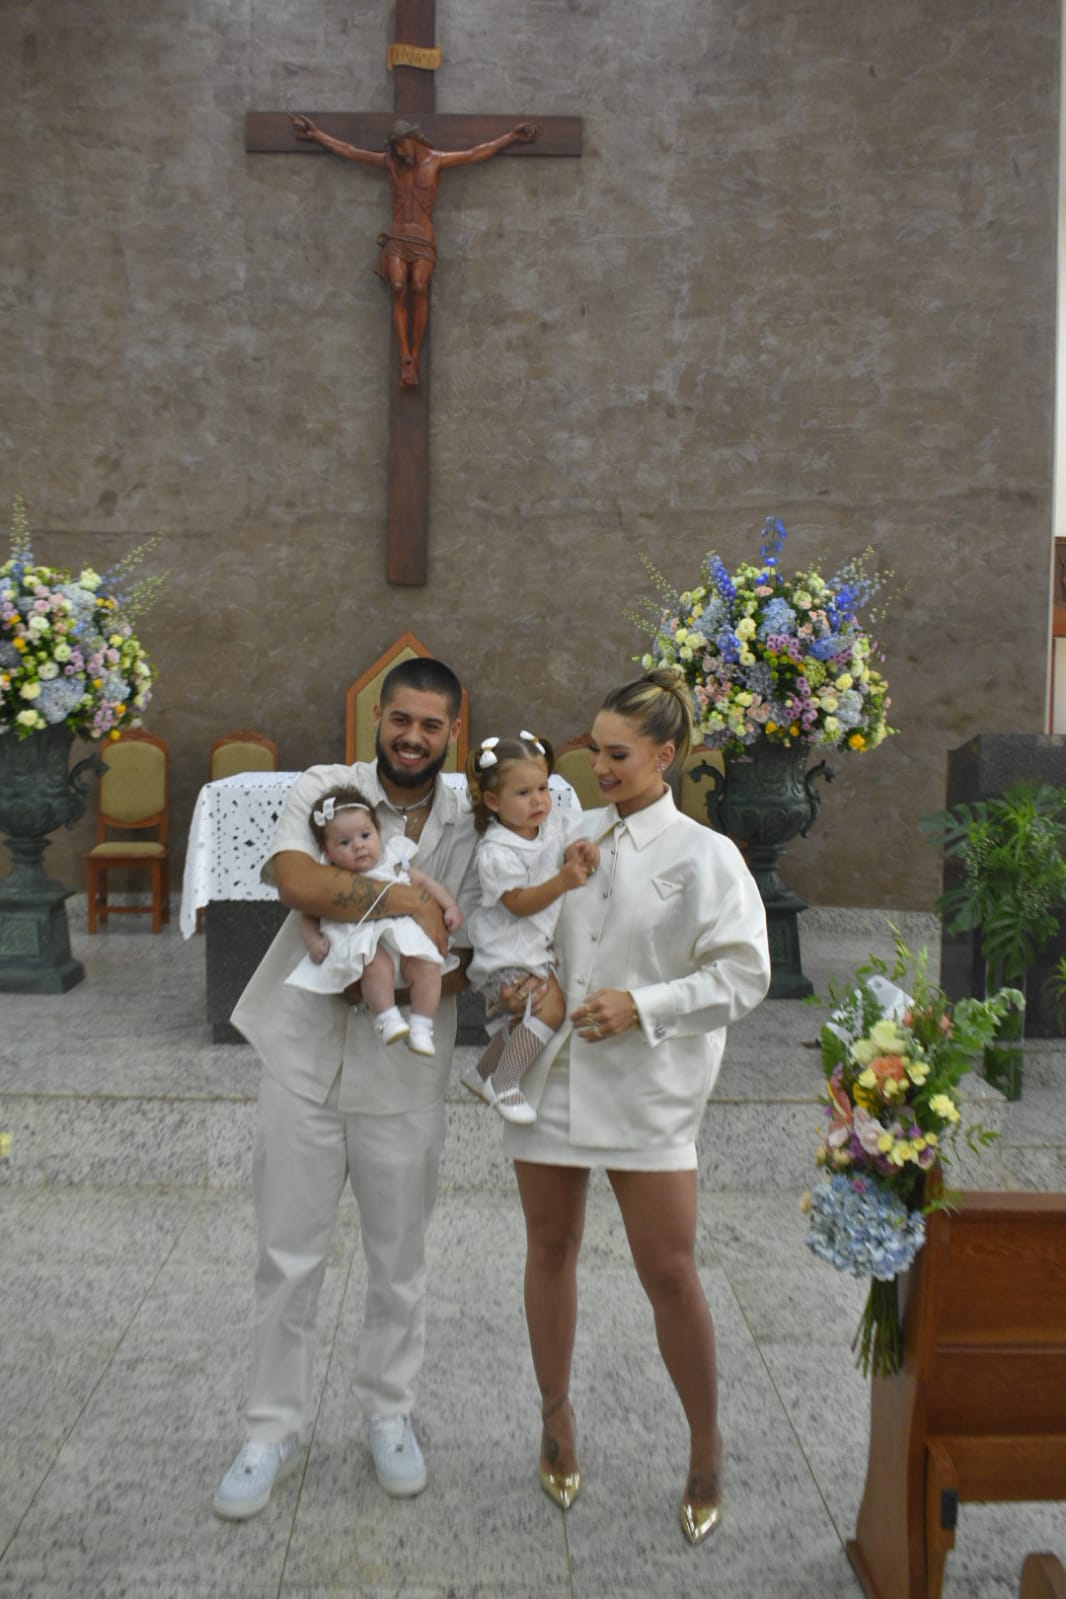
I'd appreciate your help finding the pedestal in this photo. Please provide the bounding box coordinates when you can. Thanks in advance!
[0,865,84,993]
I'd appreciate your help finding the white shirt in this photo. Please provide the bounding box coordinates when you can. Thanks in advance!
[230,761,480,1114]
[520,788,771,1150]
[467,807,591,988]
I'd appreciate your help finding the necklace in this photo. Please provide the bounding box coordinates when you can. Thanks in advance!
[388,791,432,816]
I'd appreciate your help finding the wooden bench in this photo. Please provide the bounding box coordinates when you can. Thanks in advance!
[1020,1554,1066,1599]
[847,1192,1066,1599]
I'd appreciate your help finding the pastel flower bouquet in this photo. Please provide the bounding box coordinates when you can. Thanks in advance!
[1,496,166,742]
[635,517,893,759]
[806,933,1021,1377]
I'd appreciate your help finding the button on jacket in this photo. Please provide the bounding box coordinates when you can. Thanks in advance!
[520,787,771,1151]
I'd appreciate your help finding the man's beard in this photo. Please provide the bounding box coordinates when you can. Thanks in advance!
[375,729,448,791]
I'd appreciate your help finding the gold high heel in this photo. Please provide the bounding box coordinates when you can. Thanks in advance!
[679,1500,722,1545]
[539,1399,581,1510]
[539,1462,582,1510]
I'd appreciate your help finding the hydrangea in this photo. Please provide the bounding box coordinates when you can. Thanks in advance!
[1,497,165,741]
[634,519,893,757]
[806,1175,926,1282]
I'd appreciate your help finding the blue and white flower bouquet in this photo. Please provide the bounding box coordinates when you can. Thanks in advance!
[0,496,166,742]
[633,517,893,759]
[805,933,1021,1376]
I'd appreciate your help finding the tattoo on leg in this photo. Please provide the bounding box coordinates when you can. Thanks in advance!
[685,1468,721,1504]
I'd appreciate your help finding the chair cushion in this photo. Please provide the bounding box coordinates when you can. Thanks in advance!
[85,841,168,858]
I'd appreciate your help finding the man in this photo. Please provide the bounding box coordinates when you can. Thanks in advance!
[290,114,538,386]
[214,657,478,1519]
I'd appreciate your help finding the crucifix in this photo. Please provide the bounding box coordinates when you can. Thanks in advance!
[246,0,583,586]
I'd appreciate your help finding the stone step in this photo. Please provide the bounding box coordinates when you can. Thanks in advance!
[0,898,1059,1193]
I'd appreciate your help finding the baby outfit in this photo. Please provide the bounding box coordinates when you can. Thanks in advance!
[286,834,458,996]
[467,807,589,1021]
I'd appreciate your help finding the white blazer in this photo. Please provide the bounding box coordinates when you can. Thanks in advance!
[521,787,771,1151]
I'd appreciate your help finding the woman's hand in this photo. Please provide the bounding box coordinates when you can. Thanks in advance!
[572,988,639,1042]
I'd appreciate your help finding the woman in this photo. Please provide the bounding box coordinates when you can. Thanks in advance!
[501,667,770,1545]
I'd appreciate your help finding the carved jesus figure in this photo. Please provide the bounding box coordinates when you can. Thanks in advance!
[291,115,539,387]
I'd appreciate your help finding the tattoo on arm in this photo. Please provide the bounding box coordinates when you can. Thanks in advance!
[329,877,389,919]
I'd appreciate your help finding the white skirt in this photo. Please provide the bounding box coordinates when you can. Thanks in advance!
[501,1052,698,1173]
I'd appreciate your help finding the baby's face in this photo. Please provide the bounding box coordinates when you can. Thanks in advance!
[324,809,380,873]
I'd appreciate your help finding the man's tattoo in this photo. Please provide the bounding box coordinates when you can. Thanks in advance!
[329,875,388,919]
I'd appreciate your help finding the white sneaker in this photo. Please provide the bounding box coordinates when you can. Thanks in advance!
[368,1414,427,1498]
[376,1013,410,1046]
[213,1435,301,1520]
[407,1018,436,1057]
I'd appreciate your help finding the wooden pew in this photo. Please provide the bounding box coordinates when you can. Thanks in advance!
[847,1192,1066,1599]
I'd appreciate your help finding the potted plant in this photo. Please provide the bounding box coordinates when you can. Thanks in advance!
[920,780,1066,1100]
[633,516,895,996]
[0,495,166,991]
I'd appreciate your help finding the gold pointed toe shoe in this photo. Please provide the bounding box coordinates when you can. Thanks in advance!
[679,1500,722,1546]
[539,1463,582,1510]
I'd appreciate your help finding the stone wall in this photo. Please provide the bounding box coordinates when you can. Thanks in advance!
[2,0,1059,906]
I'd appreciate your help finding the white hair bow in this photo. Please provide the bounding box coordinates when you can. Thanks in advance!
[477,737,500,770]
[520,729,546,754]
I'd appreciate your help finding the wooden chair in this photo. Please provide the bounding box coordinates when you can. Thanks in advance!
[554,735,601,810]
[679,748,725,827]
[209,729,278,781]
[83,730,169,934]
[344,632,469,769]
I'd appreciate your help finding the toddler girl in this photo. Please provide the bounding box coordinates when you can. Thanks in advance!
[285,785,462,1056]
[459,732,598,1122]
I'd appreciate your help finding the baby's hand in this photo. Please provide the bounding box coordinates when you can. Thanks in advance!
[567,839,600,873]
[560,855,592,890]
[443,903,463,931]
[309,931,331,963]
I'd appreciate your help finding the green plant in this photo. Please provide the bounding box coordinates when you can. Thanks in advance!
[920,780,1066,1099]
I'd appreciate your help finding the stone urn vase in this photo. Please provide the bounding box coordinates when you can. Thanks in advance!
[0,724,104,992]
[696,739,836,998]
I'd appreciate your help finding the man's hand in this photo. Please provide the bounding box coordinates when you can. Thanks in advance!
[413,892,449,955]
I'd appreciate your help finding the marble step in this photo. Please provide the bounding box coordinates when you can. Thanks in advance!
[1,899,1061,1192]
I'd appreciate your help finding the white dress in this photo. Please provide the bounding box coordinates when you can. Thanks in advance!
[285,833,459,997]
[467,808,590,996]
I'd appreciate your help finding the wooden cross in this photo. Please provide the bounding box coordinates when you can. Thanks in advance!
[246,0,583,586]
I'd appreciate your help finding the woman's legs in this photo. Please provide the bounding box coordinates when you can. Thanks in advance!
[608,1168,722,1509]
[513,1159,590,1474]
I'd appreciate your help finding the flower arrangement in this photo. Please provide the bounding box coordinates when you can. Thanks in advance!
[1,496,166,742]
[805,932,1021,1377]
[635,517,893,758]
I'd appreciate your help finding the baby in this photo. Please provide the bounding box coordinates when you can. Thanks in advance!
[285,785,462,1057]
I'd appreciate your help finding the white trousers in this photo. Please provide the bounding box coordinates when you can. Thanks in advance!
[244,1070,446,1443]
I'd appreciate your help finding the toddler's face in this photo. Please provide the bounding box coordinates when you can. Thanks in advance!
[324,809,380,873]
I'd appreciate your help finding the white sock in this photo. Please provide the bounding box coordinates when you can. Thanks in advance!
[377,1005,404,1029]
